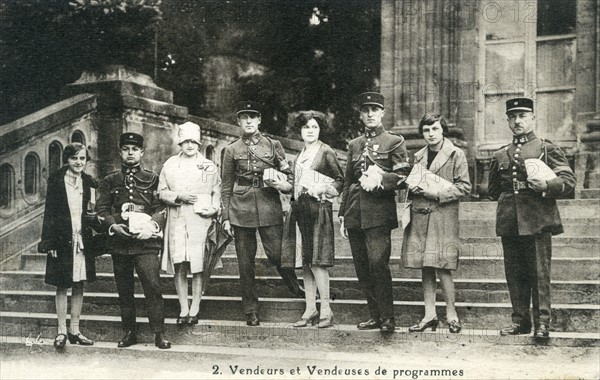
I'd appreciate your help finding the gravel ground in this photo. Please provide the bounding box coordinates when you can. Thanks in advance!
[1,340,598,380]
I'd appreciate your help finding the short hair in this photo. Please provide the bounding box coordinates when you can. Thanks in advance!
[418,113,449,136]
[62,143,90,164]
[292,110,329,135]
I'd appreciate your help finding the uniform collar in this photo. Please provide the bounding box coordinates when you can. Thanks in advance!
[242,132,262,146]
[364,125,385,138]
[122,164,141,174]
[512,131,537,145]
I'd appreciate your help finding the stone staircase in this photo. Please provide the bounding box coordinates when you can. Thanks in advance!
[1,200,599,348]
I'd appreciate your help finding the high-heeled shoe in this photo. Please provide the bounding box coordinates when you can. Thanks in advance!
[317,313,334,329]
[176,315,188,326]
[54,333,67,350]
[408,316,439,332]
[447,320,462,334]
[186,314,199,325]
[67,332,94,345]
[292,310,319,328]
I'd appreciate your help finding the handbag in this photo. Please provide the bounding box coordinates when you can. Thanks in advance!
[312,199,335,267]
[281,208,299,269]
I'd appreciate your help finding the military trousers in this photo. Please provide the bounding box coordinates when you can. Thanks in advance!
[233,225,302,315]
[501,232,552,328]
[111,252,165,333]
[348,226,394,320]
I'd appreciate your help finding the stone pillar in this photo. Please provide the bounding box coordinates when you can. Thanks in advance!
[63,65,188,177]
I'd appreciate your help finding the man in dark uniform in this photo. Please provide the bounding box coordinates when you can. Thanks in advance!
[339,92,411,333]
[221,101,304,326]
[96,133,171,349]
[488,98,575,338]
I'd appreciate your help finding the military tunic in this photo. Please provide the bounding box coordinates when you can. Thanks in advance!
[488,130,575,329]
[96,164,167,334]
[339,124,411,321]
[221,132,302,315]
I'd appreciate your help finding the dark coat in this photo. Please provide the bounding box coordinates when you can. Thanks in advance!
[339,125,411,230]
[38,166,97,288]
[401,139,471,270]
[221,133,293,227]
[96,165,166,254]
[488,131,576,236]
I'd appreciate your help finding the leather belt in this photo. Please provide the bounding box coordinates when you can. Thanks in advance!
[237,176,264,188]
[121,202,146,213]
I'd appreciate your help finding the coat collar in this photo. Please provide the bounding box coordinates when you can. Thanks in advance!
[176,152,210,170]
[242,132,262,146]
[364,125,385,138]
[414,138,457,174]
[512,130,537,145]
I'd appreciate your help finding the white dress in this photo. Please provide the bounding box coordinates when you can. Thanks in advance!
[158,153,221,274]
[64,172,86,282]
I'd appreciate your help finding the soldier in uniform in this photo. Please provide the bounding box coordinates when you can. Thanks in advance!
[488,98,575,338]
[221,101,304,326]
[339,92,411,333]
[96,133,171,349]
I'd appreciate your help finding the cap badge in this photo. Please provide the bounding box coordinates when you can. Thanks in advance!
[247,104,251,108]
[514,101,518,105]
[367,96,371,99]
[129,135,133,138]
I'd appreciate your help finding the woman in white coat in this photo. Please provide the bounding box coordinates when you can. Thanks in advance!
[158,122,221,325]
[401,113,471,333]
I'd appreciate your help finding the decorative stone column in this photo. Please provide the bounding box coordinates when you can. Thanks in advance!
[63,65,188,177]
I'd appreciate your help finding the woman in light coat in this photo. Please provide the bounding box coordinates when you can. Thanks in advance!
[401,113,471,333]
[38,143,97,349]
[158,122,221,325]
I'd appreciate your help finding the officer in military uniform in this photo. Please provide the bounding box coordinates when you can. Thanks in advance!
[339,92,411,333]
[96,133,171,349]
[221,101,304,326]
[488,98,575,338]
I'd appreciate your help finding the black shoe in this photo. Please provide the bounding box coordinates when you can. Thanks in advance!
[53,333,67,350]
[500,323,531,336]
[67,332,94,345]
[154,333,171,349]
[246,313,260,327]
[186,314,199,325]
[357,318,382,330]
[380,318,396,333]
[534,324,549,339]
[117,330,137,348]
[447,320,462,334]
[176,316,188,326]
[408,316,439,332]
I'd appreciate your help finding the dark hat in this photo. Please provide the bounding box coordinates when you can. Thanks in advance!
[236,101,261,115]
[358,92,385,108]
[119,132,144,148]
[506,97,534,113]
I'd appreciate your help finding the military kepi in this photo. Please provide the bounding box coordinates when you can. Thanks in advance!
[119,132,144,148]
[506,97,534,113]
[236,101,261,115]
[359,92,384,109]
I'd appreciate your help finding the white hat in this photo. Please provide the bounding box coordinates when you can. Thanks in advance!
[177,122,201,145]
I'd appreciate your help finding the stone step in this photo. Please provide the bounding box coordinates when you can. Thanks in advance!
[2,271,598,305]
[458,199,600,221]
[20,253,599,281]
[459,220,600,238]
[1,313,598,349]
[1,291,598,332]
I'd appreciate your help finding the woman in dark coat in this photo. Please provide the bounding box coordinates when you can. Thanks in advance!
[38,143,97,349]
[286,111,344,328]
[401,114,471,333]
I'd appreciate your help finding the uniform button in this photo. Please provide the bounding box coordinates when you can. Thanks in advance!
[514,154,519,158]
[512,166,516,170]
[512,172,517,176]
[517,144,522,148]
[129,196,133,199]
[367,138,371,142]
[514,190,519,194]
[513,178,517,182]
[515,148,521,152]
[373,153,378,156]
[129,189,133,193]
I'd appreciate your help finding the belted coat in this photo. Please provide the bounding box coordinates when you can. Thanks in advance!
[488,131,576,236]
[338,125,411,230]
[401,139,471,270]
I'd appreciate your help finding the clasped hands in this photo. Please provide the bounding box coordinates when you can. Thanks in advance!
[111,223,155,240]
[527,177,548,192]
[177,192,217,217]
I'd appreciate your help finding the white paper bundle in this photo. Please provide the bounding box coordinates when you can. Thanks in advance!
[524,158,557,182]
[263,167,287,184]
[405,165,454,194]
[298,166,335,189]
[193,194,213,213]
